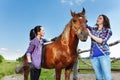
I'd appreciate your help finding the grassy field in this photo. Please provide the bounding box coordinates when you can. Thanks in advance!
[0,59,120,80]
[0,60,19,79]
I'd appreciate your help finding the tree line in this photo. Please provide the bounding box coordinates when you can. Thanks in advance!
[0,55,4,63]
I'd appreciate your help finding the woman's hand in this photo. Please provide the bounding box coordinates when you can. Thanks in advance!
[87,28,103,43]
[51,37,58,41]
[28,62,35,70]
[87,28,92,37]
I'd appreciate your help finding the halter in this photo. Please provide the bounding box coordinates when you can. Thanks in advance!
[72,23,86,34]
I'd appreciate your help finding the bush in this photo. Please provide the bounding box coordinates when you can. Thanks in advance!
[16,56,23,62]
[0,55,4,63]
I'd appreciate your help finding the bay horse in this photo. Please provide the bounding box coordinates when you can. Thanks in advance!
[16,8,88,80]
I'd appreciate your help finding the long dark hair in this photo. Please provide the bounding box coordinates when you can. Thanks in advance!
[99,14,111,29]
[30,25,42,40]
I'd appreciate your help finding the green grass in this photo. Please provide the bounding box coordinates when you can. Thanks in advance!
[40,69,55,80]
[0,60,19,79]
[111,61,120,68]
[0,59,120,80]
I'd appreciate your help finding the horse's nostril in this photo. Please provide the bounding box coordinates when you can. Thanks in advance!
[82,40,86,42]
[81,31,83,35]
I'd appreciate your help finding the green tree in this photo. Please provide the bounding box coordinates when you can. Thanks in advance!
[16,56,23,62]
[0,55,4,63]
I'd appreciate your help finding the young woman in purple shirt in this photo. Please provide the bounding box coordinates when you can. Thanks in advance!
[25,25,48,80]
[87,14,112,80]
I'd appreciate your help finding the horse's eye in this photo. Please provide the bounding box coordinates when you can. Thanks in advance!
[86,19,88,23]
[73,19,77,23]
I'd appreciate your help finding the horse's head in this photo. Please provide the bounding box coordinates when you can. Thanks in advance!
[71,8,88,42]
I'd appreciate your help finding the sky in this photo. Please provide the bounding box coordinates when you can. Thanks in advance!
[0,0,120,60]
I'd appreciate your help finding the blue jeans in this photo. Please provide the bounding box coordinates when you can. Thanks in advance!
[73,58,78,80]
[90,55,112,80]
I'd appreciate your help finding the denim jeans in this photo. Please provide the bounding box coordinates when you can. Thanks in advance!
[73,58,78,80]
[90,55,112,80]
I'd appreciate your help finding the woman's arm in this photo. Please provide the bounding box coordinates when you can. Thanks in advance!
[42,37,58,43]
[87,28,103,43]
[25,41,35,63]
[87,28,112,44]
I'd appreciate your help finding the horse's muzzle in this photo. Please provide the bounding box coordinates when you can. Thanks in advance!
[77,30,88,42]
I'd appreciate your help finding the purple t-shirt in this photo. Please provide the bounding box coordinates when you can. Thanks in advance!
[26,38,46,69]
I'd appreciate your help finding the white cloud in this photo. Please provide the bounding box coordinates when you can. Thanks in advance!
[69,1,74,5]
[0,48,24,60]
[91,0,95,2]
[60,0,96,5]
[75,0,85,5]
[110,44,120,58]
[60,0,74,5]
[0,48,8,51]
[60,0,66,3]
[16,49,22,52]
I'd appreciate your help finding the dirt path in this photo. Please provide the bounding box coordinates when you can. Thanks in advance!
[1,74,23,80]
[2,73,120,80]
[71,73,120,80]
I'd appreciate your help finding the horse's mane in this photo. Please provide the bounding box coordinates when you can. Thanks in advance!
[60,20,72,42]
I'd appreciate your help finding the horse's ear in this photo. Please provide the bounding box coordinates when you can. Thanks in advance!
[82,8,85,15]
[71,10,75,17]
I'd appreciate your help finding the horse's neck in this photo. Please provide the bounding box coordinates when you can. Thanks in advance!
[60,21,79,48]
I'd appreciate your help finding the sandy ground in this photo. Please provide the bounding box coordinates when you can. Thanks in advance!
[2,73,120,80]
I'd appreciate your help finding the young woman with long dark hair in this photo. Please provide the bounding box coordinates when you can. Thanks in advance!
[87,14,112,80]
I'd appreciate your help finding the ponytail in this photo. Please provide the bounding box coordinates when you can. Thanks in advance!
[29,25,42,40]
[30,29,36,40]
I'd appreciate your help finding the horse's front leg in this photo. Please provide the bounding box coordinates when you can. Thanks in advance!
[65,67,72,80]
[55,67,62,80]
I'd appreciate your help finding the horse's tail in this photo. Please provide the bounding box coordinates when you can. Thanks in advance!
[15,61,24,74]
[15,54,29,74]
